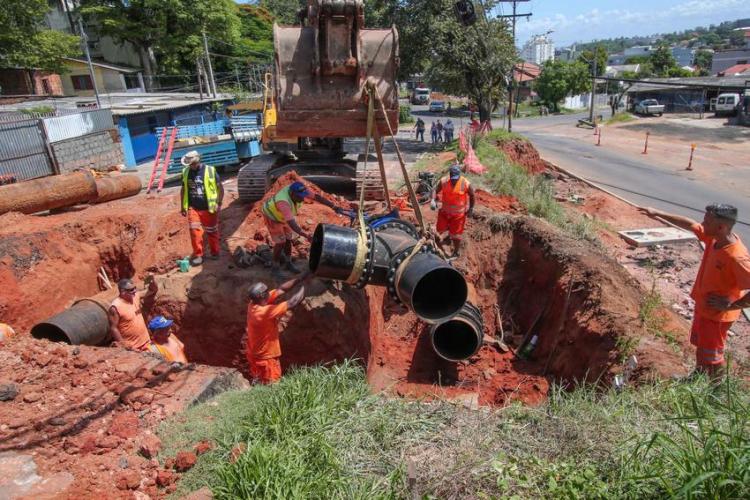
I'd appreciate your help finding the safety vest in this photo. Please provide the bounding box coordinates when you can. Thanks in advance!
[440,176,470,216]
[262,186,303,223]
[182,164,219,214]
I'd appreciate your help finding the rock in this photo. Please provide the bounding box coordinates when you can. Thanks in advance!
[97,435,121,450]
[121,388,155,406]
[119,456,129,469]
[8,418,25,429]
[109,412,140,439]
[36,352,53,367]
[48,417,66,426]
[0,383,18,401]
[138,434,162,459]
[194,440,213,456]
[183,486,214,500]
[229,443,246,464]
[73,359,89,369]
[0,452,74,498]
[156,469,176,487]
[23,392,42,403]
[173,451,197,472]
[134,491,152,500]
[115,470,141,490]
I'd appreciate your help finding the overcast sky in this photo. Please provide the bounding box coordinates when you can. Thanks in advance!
[497,0,747,47]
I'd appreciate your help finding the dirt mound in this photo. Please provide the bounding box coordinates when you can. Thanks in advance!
[495,138,547,174]
[0,336,246,499]
[474,189,521,214]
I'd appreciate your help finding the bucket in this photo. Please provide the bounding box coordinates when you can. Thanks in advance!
[177,258,190,272]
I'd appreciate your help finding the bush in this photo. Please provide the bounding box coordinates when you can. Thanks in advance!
[399,104,414,124]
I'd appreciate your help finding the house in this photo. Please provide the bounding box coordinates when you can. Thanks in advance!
[671,47,696,67]
[0,69,64,96]
[624,45,653,57]
[607,54,628,65]
[520,35,555,65]
[512,62,541,101]
[717,63,750,76]
[605,64,641,78]
[711,48,750,75]
[61,58,144,96]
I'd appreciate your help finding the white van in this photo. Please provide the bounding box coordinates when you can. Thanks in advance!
[714,93,741,116]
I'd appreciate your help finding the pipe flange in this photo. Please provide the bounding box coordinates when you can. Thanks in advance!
[355,225,376,289]
[372,219,419,239]
[385,246,416,303]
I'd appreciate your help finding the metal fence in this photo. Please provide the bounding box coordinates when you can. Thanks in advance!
[0,118,55,180]
[0,109,118,181]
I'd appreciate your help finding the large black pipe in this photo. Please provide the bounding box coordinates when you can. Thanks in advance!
[309,220,468,323]
[430,302,484,361]
[31,298,110,346]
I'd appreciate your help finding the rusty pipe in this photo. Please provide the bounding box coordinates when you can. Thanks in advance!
[0,171,97,216]
[31,288,118,345]
[93,175,142,204]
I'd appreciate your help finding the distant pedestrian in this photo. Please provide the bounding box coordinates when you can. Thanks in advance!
[437,120,444,142]
[430,122,438,144]
[444,119,455,143]
[414,118,425,142]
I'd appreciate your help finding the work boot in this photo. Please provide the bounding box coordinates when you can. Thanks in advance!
[208,253,220,261]
[190,256,203,266]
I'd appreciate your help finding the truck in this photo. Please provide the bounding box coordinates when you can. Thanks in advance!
[411,87,431,105]
[634,99,664,116]
[714,93,741,117]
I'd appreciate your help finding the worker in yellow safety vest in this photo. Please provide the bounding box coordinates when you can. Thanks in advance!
[262,181,345,276]
[179,150,224,266]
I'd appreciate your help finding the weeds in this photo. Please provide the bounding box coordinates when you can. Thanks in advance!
[605,113,635,125]
[639,280,680,347]
[399,104,414,124]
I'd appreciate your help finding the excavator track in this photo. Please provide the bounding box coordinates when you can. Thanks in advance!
[237,155,276,202]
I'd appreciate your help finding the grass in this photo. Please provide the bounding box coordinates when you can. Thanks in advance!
[19,105,54,115]
[471,130,599,242]
[159,363,750,499]
[639,280,681,348]
[605,112,636,125]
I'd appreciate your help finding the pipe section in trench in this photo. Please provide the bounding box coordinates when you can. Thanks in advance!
[310,218,467,322]
[31,288,117,346]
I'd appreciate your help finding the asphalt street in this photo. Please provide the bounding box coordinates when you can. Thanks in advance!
[412,105,750,240]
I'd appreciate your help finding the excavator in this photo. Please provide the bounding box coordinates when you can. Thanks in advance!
[237,0,400,202]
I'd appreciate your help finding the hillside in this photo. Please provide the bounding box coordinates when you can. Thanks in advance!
[575,17,750,53]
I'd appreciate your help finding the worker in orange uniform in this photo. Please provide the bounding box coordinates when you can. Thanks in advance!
[262,181,345,276]
[109,277,158,351]
[431,164,476,257]
[640,204,750,379]
[245,273,311,384]
[147,316,188,364]
[180,151,224,266]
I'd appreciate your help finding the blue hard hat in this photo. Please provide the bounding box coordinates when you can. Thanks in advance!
[148,316,173,330]
[289,181,311,198]
[449,164,462,180]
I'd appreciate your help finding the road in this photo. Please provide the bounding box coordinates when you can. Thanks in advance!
[411,104,750,240]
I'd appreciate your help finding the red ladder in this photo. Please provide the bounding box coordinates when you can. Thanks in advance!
[146,127,178,193]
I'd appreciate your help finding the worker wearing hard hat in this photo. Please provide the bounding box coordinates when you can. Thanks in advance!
[180,150,224,266]
[431,164,476,258]
[262,181,345,276]
[245,273,311,384]
[147,315,188,364]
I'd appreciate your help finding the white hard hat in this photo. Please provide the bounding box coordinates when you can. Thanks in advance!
[181,150,201,166]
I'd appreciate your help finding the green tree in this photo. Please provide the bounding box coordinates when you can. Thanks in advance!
[535,60,590,112]
[259,0,307,25]
[650,44,677,76]
[578,45,607,76]
[728,30,746,47]
[80,0,241,88]
[694,49,713,76]
[0,0,80,73]
[236,5,274,61]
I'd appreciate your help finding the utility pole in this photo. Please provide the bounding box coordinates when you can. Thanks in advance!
[78,18,101,108]
[497,0,532,132]
[202,30,217,98]
[589,58,597,124]
[196,57,204,100]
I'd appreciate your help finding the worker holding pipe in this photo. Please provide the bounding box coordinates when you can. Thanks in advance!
[180,151,224,266]
[639,204,750,379]
[262,181,345,277]
[431,164,476,258]
[109,278,158,351]
[147,316,188,364]
[245,273,311,384]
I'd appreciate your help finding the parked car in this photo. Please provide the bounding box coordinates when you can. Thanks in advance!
[429,100,446,113]
[714,93,741,117]
[634,99,664,116]
[411,87,431,105]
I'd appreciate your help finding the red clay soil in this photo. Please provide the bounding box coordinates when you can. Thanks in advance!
[0,336,246,499]
[496,138,547,174]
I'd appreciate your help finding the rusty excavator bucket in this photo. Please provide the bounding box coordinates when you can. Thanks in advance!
[273,0,400,138]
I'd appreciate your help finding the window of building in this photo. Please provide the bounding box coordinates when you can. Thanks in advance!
[71,75,94,90]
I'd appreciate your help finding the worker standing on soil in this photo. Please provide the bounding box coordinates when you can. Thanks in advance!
[431,164,476,258]
[640,204,750,378]
[109,278,158,351]
[147,316,188,364]
[245,273,311,384]
[180,151,224,266]
[414,118,426,142]
[262,181,345,276]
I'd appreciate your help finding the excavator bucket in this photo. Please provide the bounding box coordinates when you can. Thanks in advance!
[273,0,400,138]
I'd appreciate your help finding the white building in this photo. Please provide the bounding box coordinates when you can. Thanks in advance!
[624,45,653,57]
[521,35,555,65]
